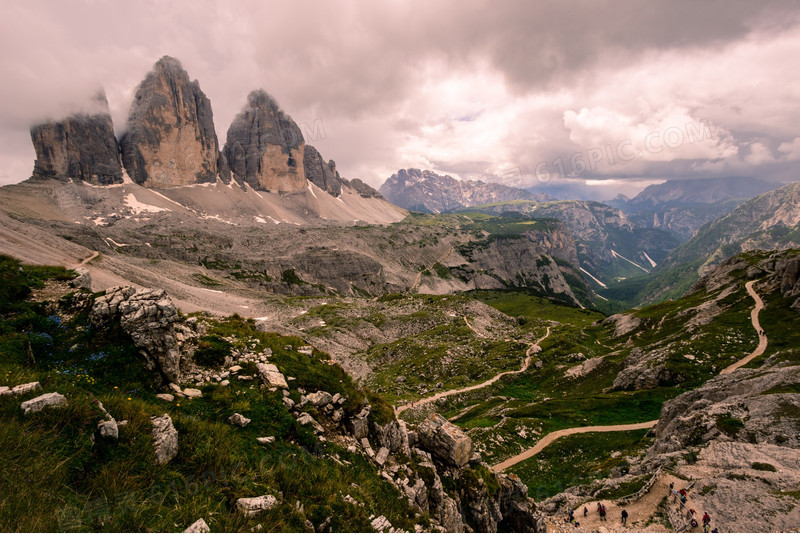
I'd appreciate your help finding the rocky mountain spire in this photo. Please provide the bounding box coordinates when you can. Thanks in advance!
[223,89,307,193]
[29,90,123,185]
[120,56,226,188]
[303,145,343,197]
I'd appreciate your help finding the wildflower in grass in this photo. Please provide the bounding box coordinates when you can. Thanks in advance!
[127,397,131,401]
[88,351,109,362]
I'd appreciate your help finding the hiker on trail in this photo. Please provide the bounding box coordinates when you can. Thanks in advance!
[599,504,607,521]
[687,508,696,520]
[702,512,711,526]
[621,509,628,525]
[583,506,588,517]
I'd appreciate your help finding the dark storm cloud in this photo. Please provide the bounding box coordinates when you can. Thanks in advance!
[1,0,799,190]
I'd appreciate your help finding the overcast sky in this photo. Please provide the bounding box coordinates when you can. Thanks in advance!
[1,0,799,196]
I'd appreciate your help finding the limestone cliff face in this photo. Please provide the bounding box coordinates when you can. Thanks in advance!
[30,91,122,185]
[223,90,306,193]
[120,56,224,188]
[303,145,343,196]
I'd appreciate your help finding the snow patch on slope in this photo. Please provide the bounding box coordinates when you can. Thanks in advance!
[124,193,169,214]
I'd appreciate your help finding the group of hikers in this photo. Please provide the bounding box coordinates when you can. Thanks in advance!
[670,482,719,533]
[565,503,626,528]
[561,482,721,531]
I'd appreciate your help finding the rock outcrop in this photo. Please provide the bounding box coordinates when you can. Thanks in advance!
[183,518,210,533]
[461,237,583,306]
[223,90,306,193]
[228,413,251,427]
[20,392,67,415]
[30,91,123,185]
[418,414,474,467]
[90,286,189,384]
[151,413,179,465]
[256,362,288,389]
[235,495,278,516]
[120,56,226,187]
[348,178,383,198]
[1,381,41,397]
[303,145,343,196]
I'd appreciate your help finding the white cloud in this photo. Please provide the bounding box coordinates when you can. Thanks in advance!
[745,142,775,165]
[779,137,800,160]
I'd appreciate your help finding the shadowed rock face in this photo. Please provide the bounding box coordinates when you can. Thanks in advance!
[120,56,224,188]
[303,145,342,197]
[30,91,123,185]
[223,90,307,193]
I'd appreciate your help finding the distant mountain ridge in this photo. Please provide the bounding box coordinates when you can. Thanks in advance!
[640,180,800,301]
[619,177,776,209]
[450,199,680,288]
[379,168,549,213]
[609,177,779,241]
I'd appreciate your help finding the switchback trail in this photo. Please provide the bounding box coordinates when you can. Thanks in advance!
[720,279,767,374]
[492,280,768,472]
[396,326,550,415]
[77,250,99,266]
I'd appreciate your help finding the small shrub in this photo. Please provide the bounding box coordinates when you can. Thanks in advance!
[281,269,306,286]
[193,335,232,367]
[684,449,699,464]
[716,414,745,437]
[699,485,715,496]
[752,462,777,472]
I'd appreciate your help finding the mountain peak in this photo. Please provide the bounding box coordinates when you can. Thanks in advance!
[119,56,225,188]
[380,168,542,213]
[223,89,306,193]
[29,88,122,185]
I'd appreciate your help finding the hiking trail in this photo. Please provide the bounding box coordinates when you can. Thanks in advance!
[492,279,767,471]
[396,326,550,415]
[720,279,767,374]
[491,420,659,472]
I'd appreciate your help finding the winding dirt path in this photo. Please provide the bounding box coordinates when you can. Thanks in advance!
[77,250,99,266]
[396,326,550,415]
[720,279,767,374]
[493,280,768,472]
[491,420,658,472]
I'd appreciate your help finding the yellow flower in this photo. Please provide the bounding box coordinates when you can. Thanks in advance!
[127,397,131,401]
[114,386,118,389]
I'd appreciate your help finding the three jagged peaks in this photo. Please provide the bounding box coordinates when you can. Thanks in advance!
[29,55,366,198]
